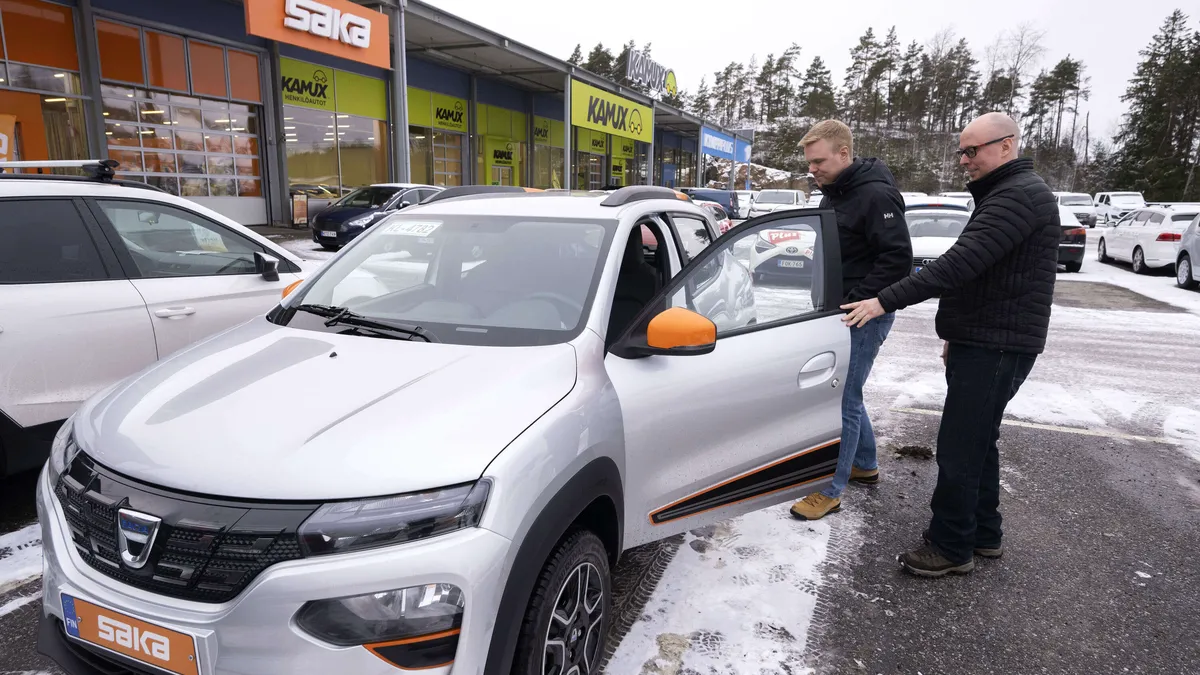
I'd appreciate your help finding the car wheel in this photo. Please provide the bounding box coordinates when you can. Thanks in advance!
[320,244,339,252]
[513,530,611,675]
[1132,247,1147,274]
[1097,239,1110,262]
[1178,253,1198,289]
[1065,260,1082,273]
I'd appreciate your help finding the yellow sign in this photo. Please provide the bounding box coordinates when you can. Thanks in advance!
[0,114,16,162]
[611,159,624,183]
[431,92,468,132]
[570,79,652,143]
[577,129,608,155]
[534,116,565,148]
[613,137,636,160]
[487,137,517,168]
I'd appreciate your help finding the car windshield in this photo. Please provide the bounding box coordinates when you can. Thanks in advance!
[281,214,613,346]
[1111,194,1145,205]
[335,186,402,209]
[906,210,969,238]
[756,191,796,204]
[1060,195,1092,206]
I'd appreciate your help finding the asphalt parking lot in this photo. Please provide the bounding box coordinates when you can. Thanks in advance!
[3,229,1198,675]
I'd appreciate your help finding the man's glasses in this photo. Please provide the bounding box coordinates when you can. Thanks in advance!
[955,135,1014,159]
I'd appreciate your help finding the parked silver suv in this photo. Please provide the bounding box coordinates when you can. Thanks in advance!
[37,186,849,675]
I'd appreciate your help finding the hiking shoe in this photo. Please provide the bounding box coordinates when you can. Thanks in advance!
[850,466,880,484]
[922,529,1003,558]
[790,493,841,520]
[898,545,975,577]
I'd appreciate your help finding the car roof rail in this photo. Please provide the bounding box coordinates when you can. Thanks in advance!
[420,185,543,204]
[0,158,119,179]
[600,185,690,207]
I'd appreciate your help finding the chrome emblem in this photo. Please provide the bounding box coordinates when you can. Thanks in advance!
[786,246,799,254]
[922,258,936,266]
[116,508,161,570]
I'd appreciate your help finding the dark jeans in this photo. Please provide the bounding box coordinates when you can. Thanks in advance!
[927,343,1037,564]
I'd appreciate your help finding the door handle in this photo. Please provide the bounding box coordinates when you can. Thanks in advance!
[798,351,836,388]
[154,307,196,319]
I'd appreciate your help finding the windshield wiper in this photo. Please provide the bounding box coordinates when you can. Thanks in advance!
[293,304,438,342]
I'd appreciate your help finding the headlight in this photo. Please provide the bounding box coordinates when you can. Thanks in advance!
[298,479,491,557]
[296,583,464,647]
[347,214,376,228]
[48,415,80,477]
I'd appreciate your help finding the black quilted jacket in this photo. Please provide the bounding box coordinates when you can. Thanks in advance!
[877,158,1060,353]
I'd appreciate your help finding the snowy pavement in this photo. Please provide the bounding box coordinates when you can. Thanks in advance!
[2,232,1200,674]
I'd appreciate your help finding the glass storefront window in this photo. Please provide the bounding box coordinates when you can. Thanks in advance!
[409,126,431,185]
[285,106,338,196]
[575,152,604,191]
[338,116,387,190]
[534,144,564,190]
[432,131,464,187]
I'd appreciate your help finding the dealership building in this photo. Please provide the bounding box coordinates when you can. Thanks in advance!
[0,0,752,225]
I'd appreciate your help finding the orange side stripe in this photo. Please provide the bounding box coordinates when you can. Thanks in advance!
[648,438,841,525]
[365,628,460,650]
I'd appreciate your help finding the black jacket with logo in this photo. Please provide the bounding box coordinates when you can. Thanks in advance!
[819,158,912,303]
[877,158,1059,353]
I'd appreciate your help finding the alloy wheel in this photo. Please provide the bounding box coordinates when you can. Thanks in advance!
[1133,248,1145,273]
[1179,257,1193,286]
[543,562,605,675]
[1097,240,1106,261]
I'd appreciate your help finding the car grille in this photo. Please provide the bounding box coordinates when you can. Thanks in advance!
[55,454,317,604]
[1074,212,1090,224]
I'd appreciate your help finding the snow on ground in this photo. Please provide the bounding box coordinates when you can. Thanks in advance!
[605,506,845,675]
[278,237,337,261]
[0,524,42,594]
[1076,230,1200,314]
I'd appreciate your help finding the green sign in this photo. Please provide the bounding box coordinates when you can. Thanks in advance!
[281,58,335,112]
[533,116,565,148]
[335,70,386,120]
[432,93,468,132]
[611,159,624,183]
[577,128,608,154]
[613,137,636,160]
[487,136,517,168]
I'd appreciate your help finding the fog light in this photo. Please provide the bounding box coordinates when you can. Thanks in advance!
[296,583,464,654]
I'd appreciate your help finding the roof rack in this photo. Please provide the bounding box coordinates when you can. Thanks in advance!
[600,185,690,207]
[0,159,166,193]
[421,185,543,204]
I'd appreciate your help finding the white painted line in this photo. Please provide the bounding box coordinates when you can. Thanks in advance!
[889,407,1183,445]
[0,590,41,619]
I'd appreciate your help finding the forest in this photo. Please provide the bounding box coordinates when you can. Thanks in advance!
[567,10,1200,199]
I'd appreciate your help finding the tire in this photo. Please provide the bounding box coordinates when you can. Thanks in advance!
[320,244,339,252]
[512,530,611,675]
[1178,253,1198,289]
[1132,247,1148,274]
[1065,260,1082,273]
[1097,239,1111,262]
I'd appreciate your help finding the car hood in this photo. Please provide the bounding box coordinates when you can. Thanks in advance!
[74,320,578,500]
[911,236,958,258]
[751,203,798,213]
[313,206,382,226]
[1064,205,1096,214]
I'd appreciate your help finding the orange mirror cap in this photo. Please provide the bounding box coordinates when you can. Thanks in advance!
[282,279,303,299]
[673,190,689,201]
[647,307,716,350]
[522,187,545,192]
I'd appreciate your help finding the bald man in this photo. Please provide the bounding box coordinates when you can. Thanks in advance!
[842,112,1060,577]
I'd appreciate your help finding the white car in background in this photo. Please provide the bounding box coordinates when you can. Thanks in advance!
[938,191,975,211]
[695,199,734,233]
[806,190,824,207]
[904,201,971,273]
[748,226,819,283]
[1094,191,1146,224]
[734,190,757,219]
[1096,205,1200,274]
[0,160,310,478]
[748,189,807,217]
[1055,192,1099,228]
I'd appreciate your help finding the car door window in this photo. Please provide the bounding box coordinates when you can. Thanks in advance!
[97,200,262,278]
[1147,213,1165,226]
[1132,212,1151,227]
[669,215,719,288]
[0,199,109,284]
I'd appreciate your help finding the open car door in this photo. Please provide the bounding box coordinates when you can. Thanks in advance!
[606,209,851,547]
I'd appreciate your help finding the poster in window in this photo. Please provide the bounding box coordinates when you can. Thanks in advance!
[293,192,309,225]
[0,115,17,162]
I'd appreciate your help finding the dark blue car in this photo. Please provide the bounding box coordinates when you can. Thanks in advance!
[680,188,740,219]
[311,183,441,250]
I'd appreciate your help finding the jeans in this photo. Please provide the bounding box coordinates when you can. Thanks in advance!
[823,312,895,499]
[927,344,1037,564]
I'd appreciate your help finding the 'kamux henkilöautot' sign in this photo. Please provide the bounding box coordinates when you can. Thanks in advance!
[625,49,677,98]
[431,93,468,132]
[571,79,653,144]
[280,58,334,111]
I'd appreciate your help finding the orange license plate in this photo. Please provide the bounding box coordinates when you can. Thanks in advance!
[61,594,200,675]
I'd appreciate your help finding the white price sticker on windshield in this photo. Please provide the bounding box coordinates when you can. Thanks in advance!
[382,221,442,237]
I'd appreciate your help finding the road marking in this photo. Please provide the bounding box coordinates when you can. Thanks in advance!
[0,590,41,619]
[889,407,1183,445]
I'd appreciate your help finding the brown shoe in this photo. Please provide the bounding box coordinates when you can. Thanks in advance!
[790,493,841,520]
[922,529,1003,558]
[898,545,975,577]
[850,466,880,484]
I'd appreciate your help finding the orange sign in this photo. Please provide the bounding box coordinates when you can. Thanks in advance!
[62,595,200,675]
[0,114,16,163]
[244,0,391,69]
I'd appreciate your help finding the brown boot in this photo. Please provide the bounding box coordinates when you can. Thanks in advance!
[850,466,880,484]
[789,493,841,520]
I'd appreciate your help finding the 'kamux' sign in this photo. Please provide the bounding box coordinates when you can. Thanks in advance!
[571,80,653,144]
[245,0,390,69]
[626,49,677,98]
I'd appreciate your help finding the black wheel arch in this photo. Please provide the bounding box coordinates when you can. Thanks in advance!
[484,455,623,675]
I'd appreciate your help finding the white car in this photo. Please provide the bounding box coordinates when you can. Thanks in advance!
[0,160,310,477]
[749,189,806,216]
[806,190,824,207]
[1054,192,1099,228]
[937,191,975,211]
[900,191,928,200]
[734,190,756,219]
[1094,191,1146,225]
[904,203,971,272]
[749,227,819,282]
[695,199,734,234]
[1096,205,1200,273]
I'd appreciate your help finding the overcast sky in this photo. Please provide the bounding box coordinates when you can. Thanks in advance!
[424,0,1191,142]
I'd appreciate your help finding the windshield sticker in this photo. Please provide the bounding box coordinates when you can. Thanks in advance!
[765,230,804,244]
[383,221,442,237]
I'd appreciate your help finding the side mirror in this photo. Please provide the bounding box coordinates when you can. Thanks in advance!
[255,251,280,282]
[399,201,411,209]
[624,307,716,357]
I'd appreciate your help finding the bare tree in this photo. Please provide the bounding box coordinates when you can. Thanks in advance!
[983,33,1007,79]
[1004,23,1048,114]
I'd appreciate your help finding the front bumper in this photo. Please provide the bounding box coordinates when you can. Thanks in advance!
[311,226,365,247]
[36,467,512,675]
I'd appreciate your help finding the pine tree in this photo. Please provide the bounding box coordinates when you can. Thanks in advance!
[568,44,582,66]
[798,56,838,121]
[757,55,777,122]
[842,27,880,128]
[583,43,616,80]
[880,27,901,128]
[691,77,713,120]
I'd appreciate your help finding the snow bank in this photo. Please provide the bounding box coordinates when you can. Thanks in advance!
[0,523,43,593]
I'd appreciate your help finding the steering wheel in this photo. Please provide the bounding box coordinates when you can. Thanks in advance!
[523,291,584,316]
